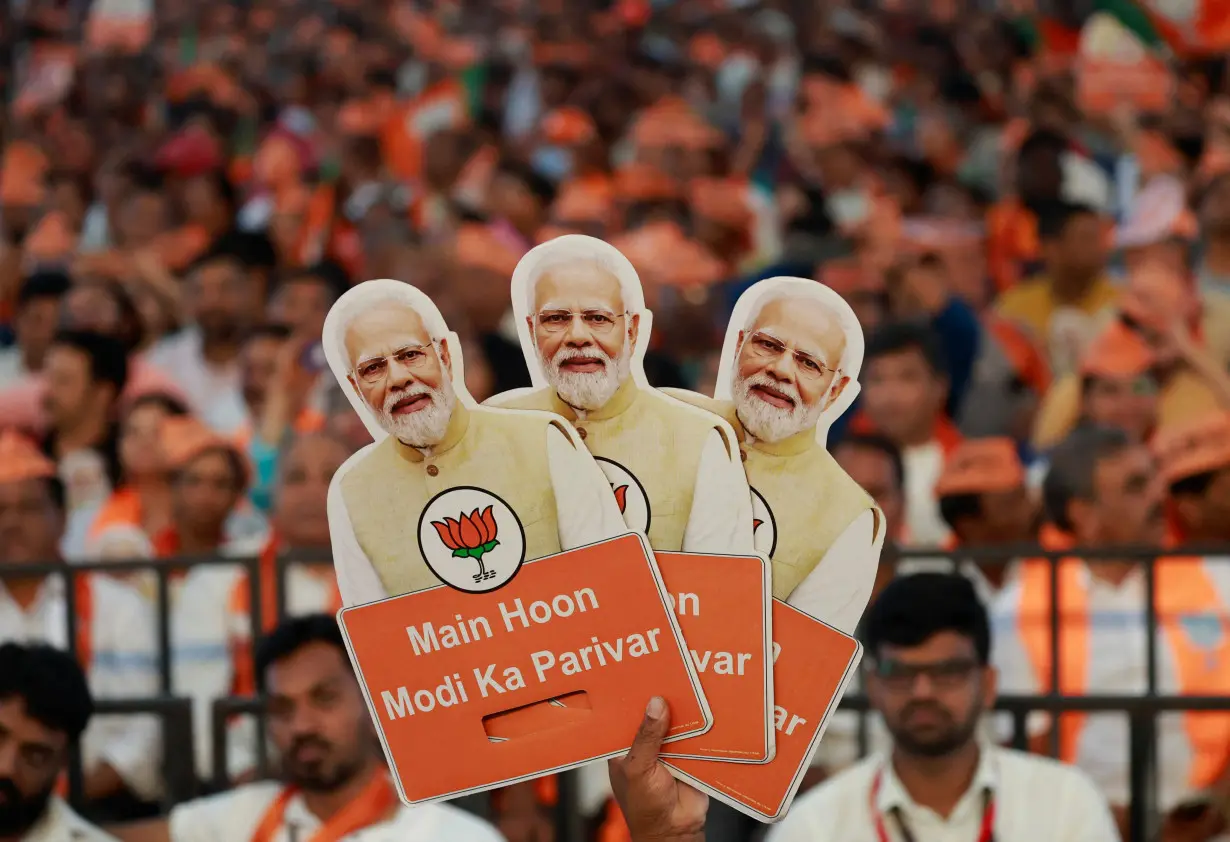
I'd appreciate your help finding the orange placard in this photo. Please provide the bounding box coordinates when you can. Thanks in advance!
[339,533,711,804]
[666,600,861,821]
[654,552,774,763]
[1077,58,1173,115]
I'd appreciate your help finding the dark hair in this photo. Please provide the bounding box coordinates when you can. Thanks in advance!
[1171,470,1216,498]
[17,271,72,308]
[498,161,557,207]
[938,492,983,533]
[0,642,94,742]
[206,229,278,274]
[126,391,190,419]
[276,261,350,305]
[1037,200,1097,242]
[864,321,948,377]
[861,572,990,665]
[249,322,293,343]
[1043,425,1132,532]
[1016,129,1068,165]
[834,432,905,491]
[255,614,347,679]
[50,330,129,395]
[124,163,165,193]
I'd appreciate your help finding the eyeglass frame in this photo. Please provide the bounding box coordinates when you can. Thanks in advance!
[349,342,438,384]
[532,308,631,335]
[742,330,840,382]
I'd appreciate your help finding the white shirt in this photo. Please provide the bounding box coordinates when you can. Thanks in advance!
[332,423,628,606]
[992,558,1230,812]
[787,508,885,635]
[902,442,951,548]
[20,796,119,842]
[771,745,1118,842]
[0,346,28,391]
[168,780,504,842]
[665,426,757,556]
[0,575,163,801]
[144,328,247,436]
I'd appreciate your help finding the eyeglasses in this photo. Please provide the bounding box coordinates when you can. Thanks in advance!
[535,309,627,335]
[871,657,980,692]
[352,344,434,383]
[745,331,837,382]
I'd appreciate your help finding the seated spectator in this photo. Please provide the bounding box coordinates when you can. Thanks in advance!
[854,322,958,546]
[0,270,70,389]
[113,615,503,842]
[771,573,1117,842]
[0,431,161,811]
[926,437,1038,602]
[1156,411,1230,546]
[995,426,1230,840]
[995,201,1118,378]
[1033,260,1230,449]
[0,641,117,840]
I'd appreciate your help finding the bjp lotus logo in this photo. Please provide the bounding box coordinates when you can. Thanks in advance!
[594,457,650,533]
[432,506,501,583]
[753,519,764,532]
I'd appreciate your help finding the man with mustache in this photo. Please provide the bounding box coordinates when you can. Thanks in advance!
[768,574,1117,842]
[487,235,754,555]
[0,642,117,841]
[111,615,502,842]
[994,425,1230,842]
[325,280,625,604]
[664,278,883,633]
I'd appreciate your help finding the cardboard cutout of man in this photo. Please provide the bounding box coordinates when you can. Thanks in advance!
[486,235,755,555]
[664,277,885,634]
[324,279,627,605]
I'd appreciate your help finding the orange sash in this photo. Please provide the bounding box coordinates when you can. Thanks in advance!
[228,537,342,696]
[249,771,399,842]
[1018,553,1230,789]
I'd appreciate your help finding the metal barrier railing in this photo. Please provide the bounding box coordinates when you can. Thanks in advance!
[5,543,1230,841]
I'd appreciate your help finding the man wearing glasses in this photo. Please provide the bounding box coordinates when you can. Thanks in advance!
[324,279,626,605]
[768,573,1117,842]
[488,235,755,556]
[666,277,883,633]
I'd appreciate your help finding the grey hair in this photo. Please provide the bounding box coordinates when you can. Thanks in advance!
[739,286,864,379]
[1043,425,1132,533]
[515,234,646,318]
[325,280,449,376]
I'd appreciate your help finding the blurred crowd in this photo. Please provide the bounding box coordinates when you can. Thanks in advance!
[2,0,1230,839]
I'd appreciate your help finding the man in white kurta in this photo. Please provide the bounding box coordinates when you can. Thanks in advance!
[488,238,754,555]
[112,615,503,842]
[664,283,884,633]
[0,431,162,805]
[324,283,625,606]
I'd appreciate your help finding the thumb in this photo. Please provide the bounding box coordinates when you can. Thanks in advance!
[622,697,670,780]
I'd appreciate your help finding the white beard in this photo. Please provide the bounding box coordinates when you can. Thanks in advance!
[733,371,825,443]
[371,376,457,447]
[539,337,631,411]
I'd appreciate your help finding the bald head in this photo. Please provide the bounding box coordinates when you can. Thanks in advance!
[733,293,850,442]
[529,259,638,411]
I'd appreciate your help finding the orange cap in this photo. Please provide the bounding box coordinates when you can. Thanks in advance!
[541,108,597,146]
[1153,412,1230,484]
[934,437,1025,497]
[455,224,524,277]
[161,417,248,485]
[0,430,56,483]
[0,142,49,206]
[1079,321,1155,379]
[23,211,76,265]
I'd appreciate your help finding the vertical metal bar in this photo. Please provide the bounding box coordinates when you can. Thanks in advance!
[276,551,290,623]
[1144,554,1158,694]
[247,554,269,774]
[555,770,584,842]
[1127,710,1155,842]
[1048,551,1061,758]
[1010,709,1028,751]
[156,565,173,694]
[62,565,85,805]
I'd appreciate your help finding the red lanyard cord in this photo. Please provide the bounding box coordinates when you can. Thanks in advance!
[870,768,996,842]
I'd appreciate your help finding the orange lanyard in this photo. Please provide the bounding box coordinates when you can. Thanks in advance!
[249,772,399,842]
